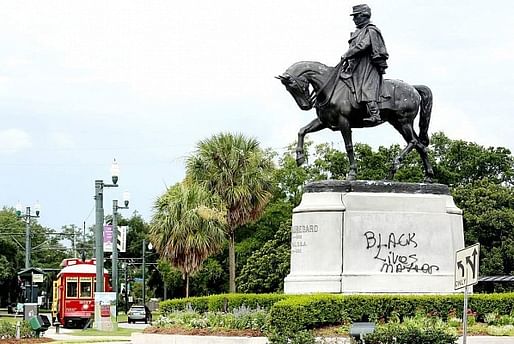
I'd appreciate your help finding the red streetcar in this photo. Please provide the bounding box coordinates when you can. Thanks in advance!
[51,258,111,328]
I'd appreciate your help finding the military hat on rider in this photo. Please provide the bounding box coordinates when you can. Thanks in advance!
[350,4,371,17]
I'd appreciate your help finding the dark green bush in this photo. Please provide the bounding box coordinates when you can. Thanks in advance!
[160,292,514,343]
[364,322,458,344]
[267,293,514,343]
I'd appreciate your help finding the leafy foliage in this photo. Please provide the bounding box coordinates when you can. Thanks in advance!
[160,293,288,315]
[186,132,274,292]
[236,219,291,293]
[153,306,268,332]
[364,318,457,344]
[0,320,35,339]
[150,182,226,296]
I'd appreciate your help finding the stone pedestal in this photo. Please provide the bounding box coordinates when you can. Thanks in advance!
[284,180,464,294]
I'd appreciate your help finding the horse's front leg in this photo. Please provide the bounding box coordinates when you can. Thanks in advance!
[339,122,357,180]
[296,118,325,166]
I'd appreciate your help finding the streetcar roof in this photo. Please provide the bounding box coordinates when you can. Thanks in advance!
[59,263,108,275]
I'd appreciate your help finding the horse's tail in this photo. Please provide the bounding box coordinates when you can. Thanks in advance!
[413,85,433,146]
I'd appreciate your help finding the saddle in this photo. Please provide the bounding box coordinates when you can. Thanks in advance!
[339,76,396,110]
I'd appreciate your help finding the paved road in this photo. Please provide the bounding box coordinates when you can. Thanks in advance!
[457,336,514,343]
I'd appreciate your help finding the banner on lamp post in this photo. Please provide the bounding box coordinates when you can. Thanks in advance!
[103,225,113,253]
[118,226,127,253]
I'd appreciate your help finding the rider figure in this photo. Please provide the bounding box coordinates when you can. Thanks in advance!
[341,4,389,124]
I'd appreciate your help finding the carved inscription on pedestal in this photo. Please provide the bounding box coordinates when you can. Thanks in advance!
[291,224,318,254]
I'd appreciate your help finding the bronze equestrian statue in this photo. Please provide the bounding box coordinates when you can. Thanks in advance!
[277,4,435,182]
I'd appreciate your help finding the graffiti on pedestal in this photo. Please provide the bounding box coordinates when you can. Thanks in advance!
[363,230,440,274]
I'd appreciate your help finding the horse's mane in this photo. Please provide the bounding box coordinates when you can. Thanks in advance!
[285,61,333,77]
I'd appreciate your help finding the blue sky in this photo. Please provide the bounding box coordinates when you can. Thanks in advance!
[1,0,513,231]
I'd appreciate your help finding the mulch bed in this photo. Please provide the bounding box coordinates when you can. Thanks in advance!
[144,326,263,337]
[0,339,53,343]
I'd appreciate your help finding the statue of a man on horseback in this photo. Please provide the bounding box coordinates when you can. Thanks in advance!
[341,4,389,124]
[276,4,436,182]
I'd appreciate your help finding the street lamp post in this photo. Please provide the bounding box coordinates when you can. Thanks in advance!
[16,202,41,269]
[122,263,129,313]
[112,192,130,314]
[94,160,120,294]
[142,240,153,306]
[16,201,41,303]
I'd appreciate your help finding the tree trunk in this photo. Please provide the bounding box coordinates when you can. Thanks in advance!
[185,272,189,298]
[229,231,236,293]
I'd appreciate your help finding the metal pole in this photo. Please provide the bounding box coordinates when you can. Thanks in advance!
[463,269,468,344]
[112,200,119,314]
[142,239,146,306]
[25,207,31,269]
[125,265,129,313]
[95,180,105,293]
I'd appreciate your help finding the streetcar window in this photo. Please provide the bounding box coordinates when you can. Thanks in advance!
[66,278,78,298]
[80,278,92,298]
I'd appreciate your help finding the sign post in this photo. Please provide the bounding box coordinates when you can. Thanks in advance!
[455,243,480,344]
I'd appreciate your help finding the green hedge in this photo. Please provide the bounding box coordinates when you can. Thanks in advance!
[267,293,514,343]
[364,322,458,344]
[159,292,514,343]
[160,293,289,315]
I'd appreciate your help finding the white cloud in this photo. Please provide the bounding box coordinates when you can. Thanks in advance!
[0,128,32,155]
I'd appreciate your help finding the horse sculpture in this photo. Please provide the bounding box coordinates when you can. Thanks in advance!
[277,61,435,182]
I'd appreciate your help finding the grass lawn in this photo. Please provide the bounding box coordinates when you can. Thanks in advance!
[116,313,128,323]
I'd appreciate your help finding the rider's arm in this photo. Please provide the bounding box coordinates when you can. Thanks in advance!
[341,31,371,60]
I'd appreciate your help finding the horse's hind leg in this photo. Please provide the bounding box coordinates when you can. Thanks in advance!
[414,142,434,183]
[388,140,415,180]
[387,121,418,180]
[388,121,434,182]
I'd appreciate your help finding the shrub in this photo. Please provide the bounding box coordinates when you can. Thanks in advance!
[0,320,34,339]
[266,293,514,343]
[160,293,289,315]
[153,306,269,332]
[487,324,514,336]
[363,321,458,344]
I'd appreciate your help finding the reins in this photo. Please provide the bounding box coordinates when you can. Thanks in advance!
[311,61,345,109]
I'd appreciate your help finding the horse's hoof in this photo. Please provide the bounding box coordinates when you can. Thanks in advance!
[423,177,433,184]
[296,157,305,166]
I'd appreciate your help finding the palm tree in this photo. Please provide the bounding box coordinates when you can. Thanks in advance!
[149,181,226,297]
[186,132,274,292]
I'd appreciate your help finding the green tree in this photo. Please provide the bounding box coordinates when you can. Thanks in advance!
[237,219,291,293]
[452,179,514,276]
[186,132,274,293]
[149,182,226,297]
[431,132,514,185]
[120,211,149,260]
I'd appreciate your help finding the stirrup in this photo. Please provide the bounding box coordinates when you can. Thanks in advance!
[363,115,381,123]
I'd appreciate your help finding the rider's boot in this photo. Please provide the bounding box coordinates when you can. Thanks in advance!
[363,101,381,124]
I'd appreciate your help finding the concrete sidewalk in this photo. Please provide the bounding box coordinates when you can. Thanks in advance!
[457,336,514,343]
[42,325,131,343]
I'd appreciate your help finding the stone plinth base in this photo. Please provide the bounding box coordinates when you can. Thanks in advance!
[284,180,464,294]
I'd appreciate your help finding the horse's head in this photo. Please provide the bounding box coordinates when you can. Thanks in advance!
[276,72,313,111]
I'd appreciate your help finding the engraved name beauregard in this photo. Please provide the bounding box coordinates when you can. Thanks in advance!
[290,224,319,254]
